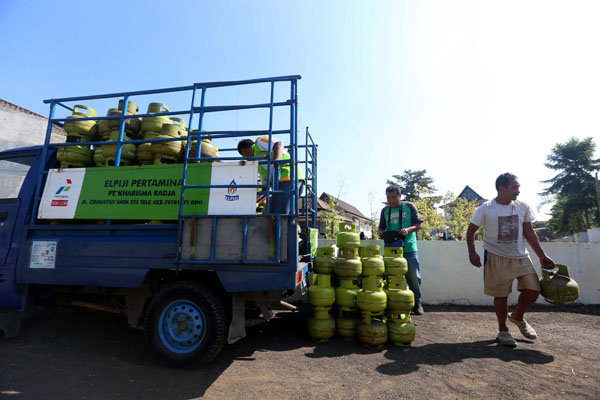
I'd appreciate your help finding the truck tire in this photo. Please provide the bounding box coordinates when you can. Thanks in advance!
[144,281,227,368]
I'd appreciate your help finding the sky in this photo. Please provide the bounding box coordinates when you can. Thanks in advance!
[1,0,599,221]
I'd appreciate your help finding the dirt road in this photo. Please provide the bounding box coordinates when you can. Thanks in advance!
[1,304,598,399]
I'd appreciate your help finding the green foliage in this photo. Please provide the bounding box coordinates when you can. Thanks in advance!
[541,137,600,235]
[446,197,478,241]
[412,186,446,240]
[322,197,342,239]
[387,169,436,201]
[371,219,380,240]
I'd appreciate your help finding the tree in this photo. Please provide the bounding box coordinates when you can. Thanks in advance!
[371,218,380,240]
[321,197,342,239]
[445,196,478,240]
[412,186,446,240]
[387,169,436,201]
[541,137,600,235]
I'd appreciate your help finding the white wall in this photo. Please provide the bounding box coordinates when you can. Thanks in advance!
[0,106,65,151]
[317,239,600,305]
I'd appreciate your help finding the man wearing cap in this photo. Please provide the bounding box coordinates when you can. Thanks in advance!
[237,137,303,215]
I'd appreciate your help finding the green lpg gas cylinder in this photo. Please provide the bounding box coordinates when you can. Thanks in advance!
[64,105,97,140]
[334,248,362,278]
[151,118,186,164]
[87,123,99,141]
[335,278,359,310]
[361,245,385,277]
[93,146,105,167]
[385,275,414,314]
[388,313,415,346]
[308,307,335,342]
[360,244,381,257]
[384,247,408,277]
[336,309,359,340]
[136,131,159,165]
[314,246,336,275]
[357,276,387,313]
[102,131,137,166]
[188,139,219,160]
[141,102,171,133]
[357,314,388,349]
[108,100,141,137]
[103,109,139,140]
[308,274,335,308]
[336,222,360,248]
[57,145,93,168]
[118,98,139,114]
[540,264,580,306]
[97,118,111,141]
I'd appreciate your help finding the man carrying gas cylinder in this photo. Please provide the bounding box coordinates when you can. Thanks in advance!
[237,136,304,215]
[466,173,556,347]
[378,185,425,315]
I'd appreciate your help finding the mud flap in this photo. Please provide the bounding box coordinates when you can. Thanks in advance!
[228,293,277,344]
[228,293,247,344]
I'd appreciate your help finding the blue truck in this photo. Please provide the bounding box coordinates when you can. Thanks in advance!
[0,76,318,367]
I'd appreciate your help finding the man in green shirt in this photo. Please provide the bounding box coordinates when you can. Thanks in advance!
[378,185,424,314]
[237,136,303,214]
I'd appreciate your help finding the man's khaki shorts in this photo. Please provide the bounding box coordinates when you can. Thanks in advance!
[483,251,541,297]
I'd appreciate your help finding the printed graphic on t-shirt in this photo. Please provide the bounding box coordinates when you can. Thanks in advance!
[391,210,400,225]
[402,209,407,220]
[497,215,519,243]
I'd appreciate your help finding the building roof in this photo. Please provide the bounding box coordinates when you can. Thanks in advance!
[456,185,484,202]
[319,192,370,221]
[0,98,47,119]
[442,185,487,208]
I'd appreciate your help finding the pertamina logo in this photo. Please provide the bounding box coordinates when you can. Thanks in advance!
[51,178,73,206]
[225,179,240,201]
[56,179,72,194]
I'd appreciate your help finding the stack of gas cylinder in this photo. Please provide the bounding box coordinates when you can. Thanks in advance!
[307,250,336,342]
[141,102,184,165]
[357,243,388,348]
[308,223,416,347]
[98,100,142,166]
[384,247,416,346]
[333,223,362,342]
[59,105,98,168]
[184,130,220,162]
[58,101,220,168]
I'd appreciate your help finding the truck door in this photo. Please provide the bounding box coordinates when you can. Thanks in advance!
[0,156,35,265]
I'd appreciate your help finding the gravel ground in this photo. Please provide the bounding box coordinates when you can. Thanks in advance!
[0,303,599,400]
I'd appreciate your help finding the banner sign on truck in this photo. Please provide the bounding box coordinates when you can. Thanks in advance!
[39,162,258,219]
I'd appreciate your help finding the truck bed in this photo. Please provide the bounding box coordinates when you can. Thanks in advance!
[17,222,298,292]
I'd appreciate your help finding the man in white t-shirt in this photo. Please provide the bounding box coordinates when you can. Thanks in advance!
[466,173,556,347]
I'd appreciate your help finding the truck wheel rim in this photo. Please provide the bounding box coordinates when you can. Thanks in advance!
[158,300,206,354]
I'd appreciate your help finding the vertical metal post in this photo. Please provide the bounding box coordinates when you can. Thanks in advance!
[290,80,297,217]
[31,101,56,224]
[305,126,309,238]
[195,87,207,159]
[313,144,318,230]
[265,81,275,214]
[176,85,198,265]
[114,95,129,167]
[242,216,248,263]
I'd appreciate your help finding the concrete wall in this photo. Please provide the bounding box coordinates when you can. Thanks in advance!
[0,103,65,151]
[317,239,600,305]
[587,228,600,243]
